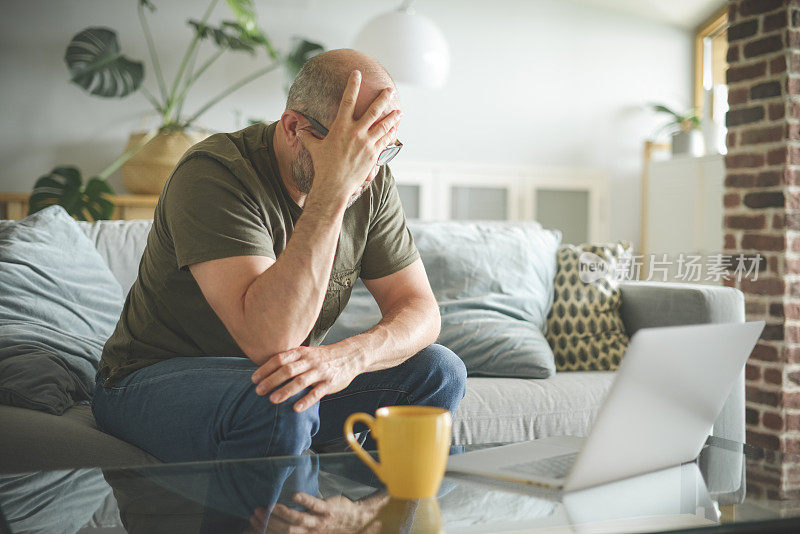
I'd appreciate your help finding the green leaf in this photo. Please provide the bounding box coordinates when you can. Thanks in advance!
[225,0,277,58]
[65,27,144,98]
[29,166,116,221]
[188,19,256,54]
[284,38,325,80]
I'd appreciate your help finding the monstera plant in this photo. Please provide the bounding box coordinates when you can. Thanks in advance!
[30,0,323,220]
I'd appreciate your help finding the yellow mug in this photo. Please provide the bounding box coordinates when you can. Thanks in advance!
[344,406,452,499]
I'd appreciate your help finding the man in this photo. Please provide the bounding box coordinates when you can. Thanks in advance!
[91,49,467,463]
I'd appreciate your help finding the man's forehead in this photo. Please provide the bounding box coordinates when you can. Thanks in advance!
[352,79,401,121]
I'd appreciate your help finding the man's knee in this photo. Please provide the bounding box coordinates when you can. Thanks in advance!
[412,344,467,406]
[224,385,320,458]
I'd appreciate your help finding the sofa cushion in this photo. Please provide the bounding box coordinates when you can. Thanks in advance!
[0,205,124,414]
[452,373,614,445]
[77,219,153,296]
[325,221,561,378]
[546,242,632,371]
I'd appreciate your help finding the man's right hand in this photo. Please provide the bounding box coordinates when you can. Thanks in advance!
[296,69,402,203]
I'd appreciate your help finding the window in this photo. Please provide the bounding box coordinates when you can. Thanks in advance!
[694,5,729,154]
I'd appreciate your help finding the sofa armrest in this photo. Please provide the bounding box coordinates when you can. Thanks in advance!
[618,281,746,444]
[618,281,746,501]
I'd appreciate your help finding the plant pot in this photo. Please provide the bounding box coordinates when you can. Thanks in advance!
[121,129,207,195]
[671,129,704,157]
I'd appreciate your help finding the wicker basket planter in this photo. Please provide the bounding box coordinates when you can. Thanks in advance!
[121,129,207,195]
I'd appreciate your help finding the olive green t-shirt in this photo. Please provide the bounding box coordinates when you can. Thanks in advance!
[98,121,419,387]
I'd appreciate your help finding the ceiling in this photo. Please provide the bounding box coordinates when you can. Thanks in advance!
[566,0,727,31]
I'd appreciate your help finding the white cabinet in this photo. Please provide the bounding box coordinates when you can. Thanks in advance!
[390,161,610,244]
[641,154,725,282]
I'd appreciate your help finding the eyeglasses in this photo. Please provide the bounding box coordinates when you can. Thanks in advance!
[293,110,403,166]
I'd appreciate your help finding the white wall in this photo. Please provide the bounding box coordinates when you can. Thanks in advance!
[0,0,693,244]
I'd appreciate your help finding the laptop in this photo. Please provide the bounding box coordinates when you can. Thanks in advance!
[447,321,764,492]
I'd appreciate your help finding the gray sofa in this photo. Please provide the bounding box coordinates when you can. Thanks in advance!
[0,218,746,479]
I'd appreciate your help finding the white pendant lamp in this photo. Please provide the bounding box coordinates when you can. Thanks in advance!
[353,1,450,88]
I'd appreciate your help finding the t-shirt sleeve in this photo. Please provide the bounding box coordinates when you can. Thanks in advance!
[161,155,276,271]
[359,167,420,280]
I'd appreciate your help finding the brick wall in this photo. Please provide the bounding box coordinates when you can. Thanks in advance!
[725,0,800,499]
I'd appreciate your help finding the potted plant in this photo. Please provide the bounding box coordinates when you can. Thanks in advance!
[649,103,704,157]
[29,0,323,219]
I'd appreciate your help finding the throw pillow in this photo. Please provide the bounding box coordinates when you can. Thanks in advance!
[325,221,562,378]
[546,241,632,371]
[0,205,124,414]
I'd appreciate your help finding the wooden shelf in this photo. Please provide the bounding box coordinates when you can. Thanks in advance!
[0,192,159,221]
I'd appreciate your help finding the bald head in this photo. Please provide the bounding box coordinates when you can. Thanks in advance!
[285,48,398,126]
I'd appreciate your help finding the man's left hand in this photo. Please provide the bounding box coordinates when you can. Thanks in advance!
[250,344,364,412]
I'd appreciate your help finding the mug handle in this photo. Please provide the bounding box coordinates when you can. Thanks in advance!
[344,412,383,481]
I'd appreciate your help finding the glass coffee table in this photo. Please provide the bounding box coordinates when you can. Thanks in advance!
[2,435,800,533]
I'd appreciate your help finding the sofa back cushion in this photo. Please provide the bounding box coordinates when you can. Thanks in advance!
[326,220,562,378]
[0,206,125,413]
[76,219,153,296]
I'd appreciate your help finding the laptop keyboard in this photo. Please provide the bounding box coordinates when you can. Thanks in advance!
[504,452,578,480]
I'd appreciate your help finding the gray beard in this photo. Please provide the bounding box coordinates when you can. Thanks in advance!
[291,145,369,209]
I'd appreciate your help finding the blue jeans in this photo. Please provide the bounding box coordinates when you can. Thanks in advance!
[91,344,467,463]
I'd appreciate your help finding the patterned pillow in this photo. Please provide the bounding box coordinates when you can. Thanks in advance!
[546,242,632,371]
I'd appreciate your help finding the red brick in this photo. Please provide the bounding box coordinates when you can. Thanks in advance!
[726,214,766,229]
[791,146,800,165]
[769,254,779,272]
[740,0,784,16]
[789,123,800,141]
[770,54,787,74]
[763,323,786,341]
[727,61,768,83]
[741,125,785,144]
[769,102,786,120]
[784,302,800,319]
[786,391,800,408]
[785,212,800,230]
[726,173,756,187]
[765,367,784,385]
[784,437,800,455]
[727,105,766,127]
[746,406,760,424]
[764,11,788,32]
[748,429,781,450]
[785,346,800,363]
[743,277,785,294]
[787,189,800,207]
[747,386,782,406]
[746,362,762,381]
[788,370,800,385]
[763,411,784,430]
[728,44,741,64]
[724,192,741,208]
[743,191,784,209]
[792,52,800,73]
[770,302,784,316]
[791,29,800,49]
[754,343,781,362]
[768,147,787,165]
[774,213,785,228]
[728,153,768,169]
[758,169,783,186]
[745,35,784,58]
[725,233,737,249]
[789,77,800,95]
[729,19,759,42]
[741,234,785,250]
[787,412,800,429]
[729,86,749,105]
[748,300,767,316]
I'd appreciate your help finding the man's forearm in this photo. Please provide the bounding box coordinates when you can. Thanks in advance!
[336,296,441,373]
[242,190,347,361]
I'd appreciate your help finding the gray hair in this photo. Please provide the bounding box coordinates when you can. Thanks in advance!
[285,51,394,125]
